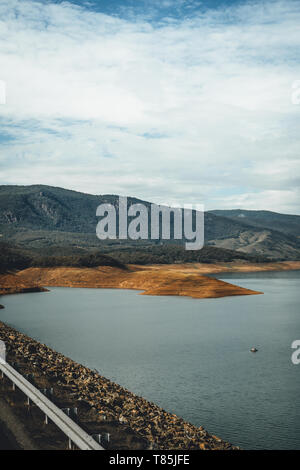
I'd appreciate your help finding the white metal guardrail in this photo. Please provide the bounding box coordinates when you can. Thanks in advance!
[0,360,104,450]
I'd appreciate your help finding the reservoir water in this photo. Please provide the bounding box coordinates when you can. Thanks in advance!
[1,271,299,449]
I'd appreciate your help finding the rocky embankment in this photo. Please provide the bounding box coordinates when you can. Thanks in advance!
[0,321,238,450]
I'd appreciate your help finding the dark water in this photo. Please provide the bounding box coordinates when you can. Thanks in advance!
[1,271,300,449]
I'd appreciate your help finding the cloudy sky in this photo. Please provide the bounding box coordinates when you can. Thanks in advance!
[0,0,300,213]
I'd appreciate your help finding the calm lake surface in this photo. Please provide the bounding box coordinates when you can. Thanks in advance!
[1,271,300,449]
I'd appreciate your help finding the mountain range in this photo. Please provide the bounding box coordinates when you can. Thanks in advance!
[0,185,299,261]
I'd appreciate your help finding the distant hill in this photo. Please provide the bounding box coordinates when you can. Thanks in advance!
[210,209,300,238]
[0,185,299,260]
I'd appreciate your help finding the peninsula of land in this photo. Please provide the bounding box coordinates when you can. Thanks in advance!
[1,261,300,305]
[0,263,263,302]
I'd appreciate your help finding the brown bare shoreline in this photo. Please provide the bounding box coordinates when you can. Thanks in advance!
[0,262,261,302]
[1,260,300,303]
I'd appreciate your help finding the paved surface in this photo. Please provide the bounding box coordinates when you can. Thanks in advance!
[0,426,15,450]
[0,396,36,450]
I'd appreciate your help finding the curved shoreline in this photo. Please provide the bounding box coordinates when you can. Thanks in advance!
[1,260,299,302]
[0,264,263,302]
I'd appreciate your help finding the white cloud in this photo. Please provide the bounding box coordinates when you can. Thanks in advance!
[0,0,300,213]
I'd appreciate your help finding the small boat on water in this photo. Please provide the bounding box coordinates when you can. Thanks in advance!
[250,347,258,353]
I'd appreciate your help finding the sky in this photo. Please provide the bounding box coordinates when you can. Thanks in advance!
[0,0,300,213]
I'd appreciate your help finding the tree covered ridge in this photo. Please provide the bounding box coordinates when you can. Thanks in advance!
[0,241,269,274]
[0,242,126,273]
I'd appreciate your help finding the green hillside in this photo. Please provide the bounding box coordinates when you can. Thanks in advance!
[0,185,299,261]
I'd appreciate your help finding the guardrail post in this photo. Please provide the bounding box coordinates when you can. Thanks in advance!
[71,407,78,422]
[40,388,54,399]
[102,433,110,447]
[25,373,35,383]
[62,407,70,416]
[92,434,101,445]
